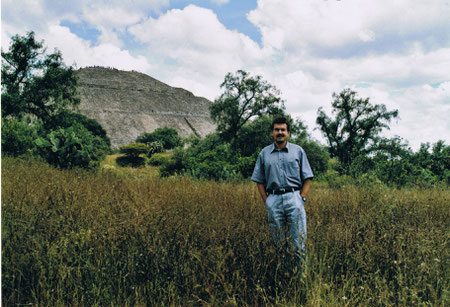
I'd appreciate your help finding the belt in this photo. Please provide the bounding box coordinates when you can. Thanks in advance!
[266,187,300,195]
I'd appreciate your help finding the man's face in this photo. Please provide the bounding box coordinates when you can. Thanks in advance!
[271,123,290,145]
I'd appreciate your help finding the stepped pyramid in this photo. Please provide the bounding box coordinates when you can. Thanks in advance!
[75,67,216,148]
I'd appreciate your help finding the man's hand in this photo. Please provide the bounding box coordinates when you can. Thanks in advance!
[257,183,267,203]
[301,179,312,198]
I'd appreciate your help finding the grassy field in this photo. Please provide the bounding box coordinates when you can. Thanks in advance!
[2,157,449,306]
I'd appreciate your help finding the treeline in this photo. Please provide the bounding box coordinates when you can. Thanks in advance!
[2,32,449,187]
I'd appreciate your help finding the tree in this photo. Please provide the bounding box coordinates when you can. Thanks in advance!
[316,88,398,169]
[411,140,450,184]
[1,31,79,123]
[210,70,284,142]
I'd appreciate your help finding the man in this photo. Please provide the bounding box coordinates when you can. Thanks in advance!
[251,116,313,262]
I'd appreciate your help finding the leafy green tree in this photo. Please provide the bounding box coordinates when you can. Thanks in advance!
[352,137,411,184]
[210,70,284,142]
[136,127,182,150]
[411,140,450,184]
[294,140,330,175]
[185,133,225,158]
[316,88,398,169]
[1,31,79,123]
[233,115,273,157]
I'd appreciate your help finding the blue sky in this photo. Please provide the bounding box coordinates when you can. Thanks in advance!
[2,0,450,149]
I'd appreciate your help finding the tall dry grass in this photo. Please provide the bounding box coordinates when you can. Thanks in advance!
[2,157,449,306]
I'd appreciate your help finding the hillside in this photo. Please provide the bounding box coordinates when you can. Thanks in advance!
[75,67,216,148]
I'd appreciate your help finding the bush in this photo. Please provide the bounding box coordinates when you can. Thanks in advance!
[236,152,259,178]
[355,172,384,188]
[184,143,238,180]
[35,123,109,169]
[117,143,150,168]
[45,111,111,147]
[146,141,164,157]
[119,143,149,157]
[136,127,182,150]
[148,153,170,166]
[1,118,41,156]
[159,148,187,177]
[185,133,225,156]
[116,155,146,168]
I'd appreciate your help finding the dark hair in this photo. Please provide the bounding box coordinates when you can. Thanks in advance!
[271,116,290,132]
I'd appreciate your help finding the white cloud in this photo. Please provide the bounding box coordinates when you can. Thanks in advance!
[83,7,143,30]
[248,0,450,54]
[388,82,450,149]
[44,25,152,72]
[1,0,170,49]
[129,5,267,99]
[358,29,376,43]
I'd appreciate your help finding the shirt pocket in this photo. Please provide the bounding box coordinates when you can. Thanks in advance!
[285,157,300,178]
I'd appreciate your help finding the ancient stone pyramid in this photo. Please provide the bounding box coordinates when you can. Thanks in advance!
[75,67,216,148]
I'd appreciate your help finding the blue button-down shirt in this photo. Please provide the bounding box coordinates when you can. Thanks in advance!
[251,142,314,190]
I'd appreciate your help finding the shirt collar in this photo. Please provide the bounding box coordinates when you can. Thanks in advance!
[271,141,290,153]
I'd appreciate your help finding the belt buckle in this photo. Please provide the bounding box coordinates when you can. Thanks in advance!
[279,188,285,194]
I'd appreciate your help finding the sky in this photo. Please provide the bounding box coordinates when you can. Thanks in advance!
[2,0,450,150]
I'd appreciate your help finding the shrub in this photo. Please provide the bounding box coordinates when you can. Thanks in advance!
[35,123,109,169]
[136,127,182,150]
[117,143,150,168]
[320,169,354,189]
[148,153,170,166]
[1,118,41,156]
[159,148,187,177]
[185,143,238,180]
[146,141,164,158]
[45,111,111,147]
[119,143,149,157]
[116,155,146,168]
[236,152,259,178]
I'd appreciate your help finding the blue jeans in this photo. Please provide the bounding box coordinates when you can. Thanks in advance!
[265,191,307,260]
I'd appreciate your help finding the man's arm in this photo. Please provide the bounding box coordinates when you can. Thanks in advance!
[257,183,267,203]
[301,179,312,198]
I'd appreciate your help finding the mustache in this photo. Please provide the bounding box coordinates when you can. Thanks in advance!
[277,134,284,137]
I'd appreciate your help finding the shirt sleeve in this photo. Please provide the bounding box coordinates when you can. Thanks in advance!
[300,148,314,181]
[251,152,266,184]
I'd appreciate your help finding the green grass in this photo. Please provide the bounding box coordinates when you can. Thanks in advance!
[2,157,449,306]
[100,154,160,178]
